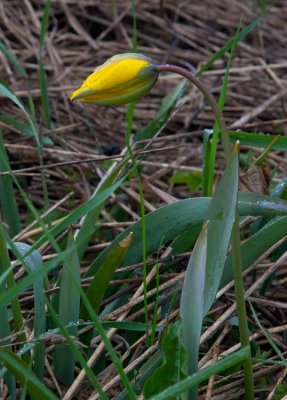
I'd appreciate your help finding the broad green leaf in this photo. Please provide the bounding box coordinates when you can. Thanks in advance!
[204,144,239,314]
[0,349,58,400]
[180,222,208,399]
[147,347,250,400]
[143,321,187,399]
[13,242,45,381]
[54,233,80,384]
[86,191,287,277]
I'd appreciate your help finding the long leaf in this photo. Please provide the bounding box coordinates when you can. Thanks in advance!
[180,222,208,399]
[86,191,287,277]
[54,232,81,384]
[13,242,45,381]
[204,143,239,314]
[0,349,58,400]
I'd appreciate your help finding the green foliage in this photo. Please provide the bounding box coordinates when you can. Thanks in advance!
[169,171,202,192]
[143,321,188,399]
[0,349,58,400]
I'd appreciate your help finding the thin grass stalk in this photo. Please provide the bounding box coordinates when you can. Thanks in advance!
[125,106,150,345]
[156,64,254,399]
[0,219,29,364]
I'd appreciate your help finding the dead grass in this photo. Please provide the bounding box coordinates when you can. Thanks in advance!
[0,0,287,399]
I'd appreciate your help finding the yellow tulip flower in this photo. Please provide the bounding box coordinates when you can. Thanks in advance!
[70,53,158,106]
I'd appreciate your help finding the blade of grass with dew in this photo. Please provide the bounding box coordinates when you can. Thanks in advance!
[203,143,239,314]
[39,0,52,130]
[147,346,250,400]
[13,242,45,381]
[80,233,133,344]
[85,190,287,277]
[180,222,208,400]
[203,22,241,197]
[143,321,187,399]
[54,232,81,385]
[0,348,58,400]
[0,132,21,236]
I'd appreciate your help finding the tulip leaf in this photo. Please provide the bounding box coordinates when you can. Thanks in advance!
[204,143,239,314]
[180,222,208,400]
[0,348,58,400]
[143,321,188,399]
[85,191,287,277]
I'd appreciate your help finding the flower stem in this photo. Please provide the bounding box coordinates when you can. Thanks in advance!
[156,64,254,399]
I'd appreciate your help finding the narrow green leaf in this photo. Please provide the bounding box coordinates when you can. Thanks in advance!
[0,349,58,400]
[0,41,27,77]
[81,232,133,320]
[75,160,128,260]
[220,216,287,288]
[180,222,208,399]
[229,130,287,151]
[13,242,45,381]
[0,132,21,236]
[204,21,241,196]
[147,347,250,400]
[143,321,187,399]
[54,232,81,384]
[136,80,186,142]
[204,143,239,314]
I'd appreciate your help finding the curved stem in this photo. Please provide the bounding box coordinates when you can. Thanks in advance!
[156,64,231,160]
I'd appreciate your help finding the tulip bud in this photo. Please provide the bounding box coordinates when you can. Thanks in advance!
[70,53,158,106]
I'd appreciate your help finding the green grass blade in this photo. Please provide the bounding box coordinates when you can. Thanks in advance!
[13,242,46,381]
[197,13,266,76]
[148,347,250,400]
[75,160,128,260]
[180,222,208,399]
[0,41,27,78]
[0,132,21,236]
[0,348,58,400]
[81,232,133,319]
[221,216,287,287]
[229,130,287,150]
[39,0,52,129]
[54,232,81,384]
[203,22,241,197]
